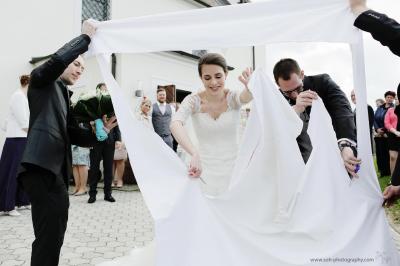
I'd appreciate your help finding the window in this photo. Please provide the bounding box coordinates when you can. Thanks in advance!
[192,50,208,57]
[82,0,111,22]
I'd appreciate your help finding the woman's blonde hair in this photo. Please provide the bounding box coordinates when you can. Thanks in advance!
[141,99,152,106]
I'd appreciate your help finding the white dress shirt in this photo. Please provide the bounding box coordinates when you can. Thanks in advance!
[5,89,29,138]
[156,101,176,115]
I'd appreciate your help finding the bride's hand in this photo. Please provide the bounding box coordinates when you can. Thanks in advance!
[238,67,253,90]
[188,153,202,178]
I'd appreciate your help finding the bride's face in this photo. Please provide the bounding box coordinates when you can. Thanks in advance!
[200,64,227,95]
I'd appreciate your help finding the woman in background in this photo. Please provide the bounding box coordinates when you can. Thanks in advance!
[0,75,31,216]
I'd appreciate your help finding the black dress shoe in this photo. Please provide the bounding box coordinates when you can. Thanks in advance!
[104,195,116,202]
[88,196,96,204]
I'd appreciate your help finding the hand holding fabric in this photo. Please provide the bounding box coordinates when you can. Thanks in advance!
[188,153,202,178]
[82,19,98,38]
[349,0,369,16]
[341,146,362,178]
[383,185,400,207]
[293,90,318,114]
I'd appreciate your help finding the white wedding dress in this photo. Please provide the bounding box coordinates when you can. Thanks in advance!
[99,71,400,266]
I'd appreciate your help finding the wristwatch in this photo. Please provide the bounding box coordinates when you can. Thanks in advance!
[338,140,357,156]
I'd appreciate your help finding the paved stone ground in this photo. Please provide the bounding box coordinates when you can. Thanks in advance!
[0,187,399,266]
[0,188,153,266]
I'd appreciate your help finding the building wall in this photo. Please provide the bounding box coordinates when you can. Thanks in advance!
[0,0,258,154]
[0,0,81,153]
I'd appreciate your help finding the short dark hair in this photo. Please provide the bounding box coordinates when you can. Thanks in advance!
[157,88,166,94]
[96,83,106,90]
[384,91,396,98]
[198,53,228,76]
[20,75,30,87]
[273,58,301,84]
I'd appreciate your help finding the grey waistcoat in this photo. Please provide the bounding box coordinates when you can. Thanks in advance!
[152,103,172,136]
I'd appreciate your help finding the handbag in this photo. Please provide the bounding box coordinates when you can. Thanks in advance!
[114,147,127,161]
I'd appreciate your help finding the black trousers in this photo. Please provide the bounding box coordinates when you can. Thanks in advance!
[375,137,391,176]
[19,168,69,266]
[88,141,115,198]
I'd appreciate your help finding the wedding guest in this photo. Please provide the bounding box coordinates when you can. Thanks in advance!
[374,91,395,177]
[384,94,400,175]
[71,145,90,195]
[350,89,374,148]
[137,98,154,130]
[113,140,127,188]
[273,58,360,177]
[376,98,384,108]
[152,88,175,148]
[0,75,31,217]
[17,21,118,266]
[385,83,400,206]
[88,84,121,204]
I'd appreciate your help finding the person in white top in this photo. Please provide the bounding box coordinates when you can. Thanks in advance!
[0,75,31,216]
[136,98,154,130]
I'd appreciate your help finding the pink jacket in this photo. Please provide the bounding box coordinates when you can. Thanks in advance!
[384,108,398,132]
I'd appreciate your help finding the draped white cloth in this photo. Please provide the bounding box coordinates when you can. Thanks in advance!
[90,0,400,265]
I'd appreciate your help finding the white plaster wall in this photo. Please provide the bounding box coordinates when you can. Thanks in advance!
[0,0,259,154]
[0,0,81,154]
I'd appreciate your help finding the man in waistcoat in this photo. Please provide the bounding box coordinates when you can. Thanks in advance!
[152,88,175,149]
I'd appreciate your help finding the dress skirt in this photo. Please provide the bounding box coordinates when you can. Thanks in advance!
[0,137,29,211]
[387,132,400,151]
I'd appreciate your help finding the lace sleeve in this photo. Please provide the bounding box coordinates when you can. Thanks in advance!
[172,94,199,124]
[227,90,243,110]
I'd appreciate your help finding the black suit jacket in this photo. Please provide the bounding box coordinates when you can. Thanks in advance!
[19,34,97,183]
[286,74,356,162]
[354,10,400,56]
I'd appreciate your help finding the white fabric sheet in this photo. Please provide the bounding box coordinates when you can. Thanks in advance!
[90,0,400,265]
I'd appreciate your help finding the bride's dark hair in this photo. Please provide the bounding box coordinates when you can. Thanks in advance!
[198,53,228,76]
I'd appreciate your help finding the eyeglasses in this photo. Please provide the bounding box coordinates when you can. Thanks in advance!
[280,84,303,97]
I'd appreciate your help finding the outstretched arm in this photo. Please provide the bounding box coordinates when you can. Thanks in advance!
[350,0,400,57]
[238,67,253,104]
[30,20,97,88]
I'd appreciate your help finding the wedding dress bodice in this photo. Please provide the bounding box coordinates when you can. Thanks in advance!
[172,91,242,196]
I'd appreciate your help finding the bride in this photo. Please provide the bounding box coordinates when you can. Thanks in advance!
[99,53,400,266]
[99,53,253,265]
[170,52,253,196]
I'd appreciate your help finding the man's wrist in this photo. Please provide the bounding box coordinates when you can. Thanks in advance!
[338,140,357,154]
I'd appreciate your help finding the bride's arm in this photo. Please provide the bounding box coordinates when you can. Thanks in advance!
[170,121,198,157]
[239,67,253,104]
[170,95,202,177]
[171,121,202,177]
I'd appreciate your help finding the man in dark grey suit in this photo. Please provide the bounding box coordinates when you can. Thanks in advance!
[152,87,175,149]
[18,20,117,266]
[273,58,361,177]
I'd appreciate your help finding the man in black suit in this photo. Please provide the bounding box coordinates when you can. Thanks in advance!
[88,83,121,204]
[350,89,375,149]
[273,58,361,177]
[18,20,118,266]
[350,0,400,57]
[350,0,400,205]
